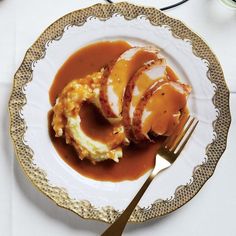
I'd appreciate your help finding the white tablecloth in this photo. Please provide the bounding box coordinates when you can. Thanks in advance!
[0,0,235,235]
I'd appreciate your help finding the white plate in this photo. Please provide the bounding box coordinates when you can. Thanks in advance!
[9,3,231,223]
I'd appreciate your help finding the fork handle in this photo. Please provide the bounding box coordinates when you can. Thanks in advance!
[101,157,173,236]
[101,175,153,236]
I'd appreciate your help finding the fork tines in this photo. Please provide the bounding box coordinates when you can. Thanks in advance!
[165,116,199,154]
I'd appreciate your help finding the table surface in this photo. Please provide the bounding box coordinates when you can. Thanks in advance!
[0,0,235,235]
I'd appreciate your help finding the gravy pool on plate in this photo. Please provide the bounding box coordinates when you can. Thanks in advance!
[49,40,190,182]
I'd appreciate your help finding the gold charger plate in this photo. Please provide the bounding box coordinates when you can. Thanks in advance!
[9,2,231,223]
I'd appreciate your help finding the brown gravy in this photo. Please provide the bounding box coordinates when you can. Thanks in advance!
[49,109,162,181]
[49,40,131,105]
[79,102,116,144]
[48,41,180,182]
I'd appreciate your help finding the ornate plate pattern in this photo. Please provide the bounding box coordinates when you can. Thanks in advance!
[9,2,231,223]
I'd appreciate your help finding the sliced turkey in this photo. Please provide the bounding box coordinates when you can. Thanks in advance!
[99,46,159,120]
[123,56,167,139]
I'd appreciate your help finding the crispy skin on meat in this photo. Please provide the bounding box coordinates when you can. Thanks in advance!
[99,61,117,118]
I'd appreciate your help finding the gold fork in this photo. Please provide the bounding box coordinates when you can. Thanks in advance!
[101,116,198,236]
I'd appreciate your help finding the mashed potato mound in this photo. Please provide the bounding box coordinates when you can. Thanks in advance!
[52,72,126,163]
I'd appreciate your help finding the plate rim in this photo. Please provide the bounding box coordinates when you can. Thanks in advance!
[8,2,231,223]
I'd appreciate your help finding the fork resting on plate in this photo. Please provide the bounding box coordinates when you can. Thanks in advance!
[102,115,198,236]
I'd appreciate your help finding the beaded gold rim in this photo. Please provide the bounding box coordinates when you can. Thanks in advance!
[9,2,231,223]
